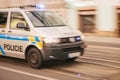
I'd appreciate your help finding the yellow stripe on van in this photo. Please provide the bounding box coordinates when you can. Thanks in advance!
[28,36,43,49]
[0,52,2,55]
[36,42,43,49]
[28,36,35,42]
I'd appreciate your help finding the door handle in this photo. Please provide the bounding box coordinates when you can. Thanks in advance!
[1,30,5,32]
[8,31,12,33]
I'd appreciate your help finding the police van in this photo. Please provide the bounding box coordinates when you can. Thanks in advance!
[0,6,85,68]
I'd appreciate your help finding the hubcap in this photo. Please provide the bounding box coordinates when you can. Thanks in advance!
[30,53,38,64]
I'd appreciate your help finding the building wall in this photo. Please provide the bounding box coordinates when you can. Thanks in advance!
[67,0,120,37]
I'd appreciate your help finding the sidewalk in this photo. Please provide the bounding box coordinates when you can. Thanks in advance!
[84,36,120,47]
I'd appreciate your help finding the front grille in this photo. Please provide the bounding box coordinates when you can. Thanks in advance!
[59,36,81,44]
[62,46,80,52]
[60,38,70,43]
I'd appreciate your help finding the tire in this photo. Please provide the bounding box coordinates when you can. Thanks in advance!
[66,57,77,61]
[27,48,42,69]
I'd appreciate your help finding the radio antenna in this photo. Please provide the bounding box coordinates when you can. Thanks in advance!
[20,0,24,7]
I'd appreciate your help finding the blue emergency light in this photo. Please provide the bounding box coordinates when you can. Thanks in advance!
[36,4,45,9]
[76,36,81,41]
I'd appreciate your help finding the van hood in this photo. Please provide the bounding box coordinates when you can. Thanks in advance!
[35,26,83,38]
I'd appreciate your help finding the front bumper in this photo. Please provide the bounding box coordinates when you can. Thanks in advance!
[42,41,85,61]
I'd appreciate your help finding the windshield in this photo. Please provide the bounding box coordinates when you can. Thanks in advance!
[26,11,66,27]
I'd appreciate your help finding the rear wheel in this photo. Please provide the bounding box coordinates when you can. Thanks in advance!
[27,48,42,69]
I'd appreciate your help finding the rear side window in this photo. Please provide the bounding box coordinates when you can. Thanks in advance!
[0,12,8,28]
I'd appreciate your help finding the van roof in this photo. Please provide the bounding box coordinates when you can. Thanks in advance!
[0,8,46,12]
[0,5,46,12]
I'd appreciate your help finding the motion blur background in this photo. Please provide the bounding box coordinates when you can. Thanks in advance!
[0,0,120,37]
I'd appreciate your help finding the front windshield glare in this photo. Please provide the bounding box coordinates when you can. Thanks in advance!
[26,11,66,27]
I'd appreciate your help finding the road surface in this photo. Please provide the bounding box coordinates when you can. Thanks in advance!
[0,44,120,80]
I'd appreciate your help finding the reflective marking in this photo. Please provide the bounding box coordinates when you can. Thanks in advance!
[0,34,29,41]
[0,46,5,55]
[34,36,40,42]
[29,36,35,42]
[0,66,58,80]
[0,34,43,49]
[28,36,43,49]
[32,42,36,44]
[0,52,2,55]
[7,35,29,41]
[0,34,6,39]
[36,42,43,49]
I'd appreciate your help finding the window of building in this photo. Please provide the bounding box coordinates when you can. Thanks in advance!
[80,15,95,33]
[117,13,120,37]
[0,12,8,28]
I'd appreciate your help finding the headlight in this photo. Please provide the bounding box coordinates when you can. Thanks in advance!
[44,38,60,44]
[69,37,76,42]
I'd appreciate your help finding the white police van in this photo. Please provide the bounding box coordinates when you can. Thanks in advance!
[0,6,85,68]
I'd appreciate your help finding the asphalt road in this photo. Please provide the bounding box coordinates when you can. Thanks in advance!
[0,45,120,80]
[0,56,85,80]
[0,69,42,80]
[0,56,120,80]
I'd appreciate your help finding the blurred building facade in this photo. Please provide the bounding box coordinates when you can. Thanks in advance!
[0,0,120,37]
[39,0,120,37]
[65,0,120,37]
[39,0,67,20]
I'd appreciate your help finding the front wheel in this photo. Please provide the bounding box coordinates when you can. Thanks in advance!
[27,48,42,69]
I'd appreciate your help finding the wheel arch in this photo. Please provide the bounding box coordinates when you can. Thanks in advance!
[25,45,43,60]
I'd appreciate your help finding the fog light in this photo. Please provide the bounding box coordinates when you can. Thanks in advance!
[49,56,55,59]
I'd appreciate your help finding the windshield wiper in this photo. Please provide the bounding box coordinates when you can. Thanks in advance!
[35,26,51,27]
[54,25,66,26]
[35,25,67,27]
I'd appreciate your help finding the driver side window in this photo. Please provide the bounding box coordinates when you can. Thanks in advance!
[10,12,28,30]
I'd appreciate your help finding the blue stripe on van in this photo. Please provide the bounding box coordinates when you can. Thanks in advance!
[0,34,29,41]
[32,42,36,44]
[0,34,43,47]
[34,36,40,42]
[0,34,6,39]
[0,46,5,55]
[0,34,43,49]
[7,35,29,41]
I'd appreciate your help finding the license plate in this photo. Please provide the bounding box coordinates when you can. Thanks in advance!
[68,52,80,58]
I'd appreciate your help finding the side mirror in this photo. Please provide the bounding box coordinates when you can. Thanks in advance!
[17,22,29,31]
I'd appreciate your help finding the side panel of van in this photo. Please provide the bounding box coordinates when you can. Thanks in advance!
[5,11,32,59]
